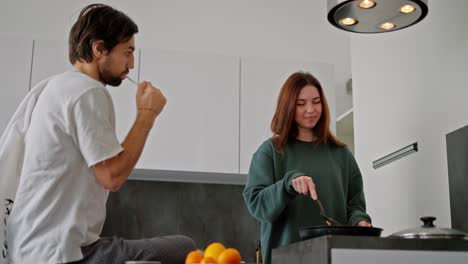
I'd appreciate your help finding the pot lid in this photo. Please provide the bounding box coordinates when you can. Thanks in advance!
[390,216,467,239]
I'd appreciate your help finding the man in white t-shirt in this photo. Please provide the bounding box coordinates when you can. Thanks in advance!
[6,4,195,264]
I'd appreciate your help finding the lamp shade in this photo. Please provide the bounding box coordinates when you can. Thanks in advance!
[327,0,428,33]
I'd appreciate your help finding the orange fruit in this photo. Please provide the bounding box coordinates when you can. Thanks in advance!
[217,248,242,264]
[185,250,204,264]
[204,242,226,260]
[200,256,218,264]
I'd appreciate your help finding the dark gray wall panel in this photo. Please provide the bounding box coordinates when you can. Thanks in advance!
[102,180,260,262]
[446,125,468,232]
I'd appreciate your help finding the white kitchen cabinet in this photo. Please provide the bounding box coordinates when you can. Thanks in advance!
[0,36,33,134]
[240,57,335,174]
[138,49,240,173]
[30,38,72,88]
[273,236,468,264]
[19,38,337,179]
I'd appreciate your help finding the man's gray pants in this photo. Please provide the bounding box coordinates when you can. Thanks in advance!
[68,235,196,264]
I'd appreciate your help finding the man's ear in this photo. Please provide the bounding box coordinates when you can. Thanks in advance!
[91,40,107,59]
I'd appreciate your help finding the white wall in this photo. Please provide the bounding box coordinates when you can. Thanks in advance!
[0,37,32,133]
[351,0,468,234]
[0,0,352,117]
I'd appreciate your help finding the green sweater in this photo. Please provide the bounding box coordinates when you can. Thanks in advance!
[243,139,371,264]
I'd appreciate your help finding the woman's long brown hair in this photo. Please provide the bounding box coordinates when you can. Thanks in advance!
[271,72,345,152]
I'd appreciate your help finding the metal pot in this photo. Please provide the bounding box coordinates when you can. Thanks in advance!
[390,216,468,239]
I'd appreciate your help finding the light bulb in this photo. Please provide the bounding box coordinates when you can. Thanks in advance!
[339,17,357,26]
[400,4,416,14]
[359,0,376,9]
[380,22,396,30]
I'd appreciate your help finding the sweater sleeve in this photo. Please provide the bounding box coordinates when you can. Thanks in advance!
[243,142,304,223]
[345,149,372,225]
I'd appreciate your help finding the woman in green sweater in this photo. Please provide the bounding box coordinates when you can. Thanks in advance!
[243,72,372,264]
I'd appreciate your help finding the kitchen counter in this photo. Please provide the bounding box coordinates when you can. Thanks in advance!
[129,168,247,185]
[272,236,468,264]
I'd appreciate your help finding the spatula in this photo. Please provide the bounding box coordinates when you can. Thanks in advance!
[315,199,343,226]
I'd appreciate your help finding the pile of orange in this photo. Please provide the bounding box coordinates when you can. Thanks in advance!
[185,242,242,264]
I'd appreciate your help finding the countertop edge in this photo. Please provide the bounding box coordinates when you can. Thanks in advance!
[128,168,248,185]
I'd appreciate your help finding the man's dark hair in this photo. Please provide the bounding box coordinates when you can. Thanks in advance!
[68,4,138,64]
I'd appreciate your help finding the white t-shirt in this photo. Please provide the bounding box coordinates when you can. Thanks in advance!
[6,70,124,263]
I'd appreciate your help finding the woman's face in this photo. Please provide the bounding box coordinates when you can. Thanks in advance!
[295,85,322,130]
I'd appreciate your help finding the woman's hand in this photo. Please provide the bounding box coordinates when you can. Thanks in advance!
[291,176,317,200]
[356,221,372,227]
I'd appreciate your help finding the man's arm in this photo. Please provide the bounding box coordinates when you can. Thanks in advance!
[93,81,166,191]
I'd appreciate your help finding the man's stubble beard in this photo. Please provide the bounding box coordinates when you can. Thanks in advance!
[99,57,125,87]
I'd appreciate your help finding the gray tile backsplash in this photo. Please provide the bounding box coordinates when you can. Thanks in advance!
[102,179,260,262]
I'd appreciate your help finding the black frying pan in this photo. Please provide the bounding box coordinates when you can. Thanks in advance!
[298,225,383,240]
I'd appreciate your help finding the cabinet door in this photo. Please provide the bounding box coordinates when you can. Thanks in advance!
[240,57,335,174]
[0,36,33,134]
[139,49,240,173]
[30,38,71,88]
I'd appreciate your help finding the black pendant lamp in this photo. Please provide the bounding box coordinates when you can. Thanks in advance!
[327,0,428,33]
